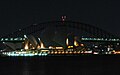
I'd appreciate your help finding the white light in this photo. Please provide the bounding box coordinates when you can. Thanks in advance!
[38,54,41,56]
[41,54,44,56]
[24,35,27,38]
[34,53,37,55]
[107,48,110,51]
[95,46,98,48]
[10,38,13,40]
[19,29,21,31]
[14,38,18,40]
[1,38,3,41]
[49,46,53,49]
[66,38,69,46]
[117,43,119,45]
[93,52,99,54]
[38,38,41,41]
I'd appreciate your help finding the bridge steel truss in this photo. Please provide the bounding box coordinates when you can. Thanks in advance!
[1,21,118,39]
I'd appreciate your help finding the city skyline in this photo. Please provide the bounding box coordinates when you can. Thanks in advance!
[0,1,120,75]
[0,0,120,36]
[1,21,120,56]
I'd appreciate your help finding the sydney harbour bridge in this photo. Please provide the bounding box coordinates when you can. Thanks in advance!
[0,19,120,56]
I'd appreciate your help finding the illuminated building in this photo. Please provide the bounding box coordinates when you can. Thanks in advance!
[0,20,120,56]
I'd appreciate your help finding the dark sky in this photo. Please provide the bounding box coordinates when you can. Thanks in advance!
[0,0,120,36]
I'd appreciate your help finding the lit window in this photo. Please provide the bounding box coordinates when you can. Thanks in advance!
[5,38,8,41]
[1,38,4,41]
[10,38,13,40]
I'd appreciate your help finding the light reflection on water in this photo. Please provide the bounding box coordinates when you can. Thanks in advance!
[0,56,119,75]
[21,58,46,75]
[0,57,46,75]
[22,61,30,75]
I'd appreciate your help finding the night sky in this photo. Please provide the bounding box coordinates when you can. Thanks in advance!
[0,0,120,36]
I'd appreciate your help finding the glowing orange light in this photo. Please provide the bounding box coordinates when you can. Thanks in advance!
[24,43,29,50]
[37,45,41,49]
[58,51,61,54]
[114,51,120,54]
[77,51,80,54]
[54,51,57,54]
[62,51,64,54]
[51,51,54,54]
[74,40,79,46]
[40,41,45,48]
[38,38,45,48]
[65,51,68,54]
[68,46,73,48]
[69,51,72,54]
[74,51,77,54]
[80,44,84,46]
[55,47,63,49]
[32,47,35,49]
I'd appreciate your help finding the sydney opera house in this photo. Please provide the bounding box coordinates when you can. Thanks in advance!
[1,17,120,56]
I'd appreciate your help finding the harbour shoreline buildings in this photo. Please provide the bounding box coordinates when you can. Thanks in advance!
[1,20,120,56]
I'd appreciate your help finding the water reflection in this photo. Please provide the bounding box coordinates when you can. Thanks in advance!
[0,57,46,75]
[22,61,30,75]
[0,56,119,75]
[22,58,46,75]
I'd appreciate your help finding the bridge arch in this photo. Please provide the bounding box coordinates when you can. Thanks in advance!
[1,21,117,39]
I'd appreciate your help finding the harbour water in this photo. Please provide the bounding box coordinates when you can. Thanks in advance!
[0,55,120,75]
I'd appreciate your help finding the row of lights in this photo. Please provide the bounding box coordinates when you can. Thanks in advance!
[48,51,81,54]
[82,38,120,41]
[2,52,48,56]
[1,38,25,41]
